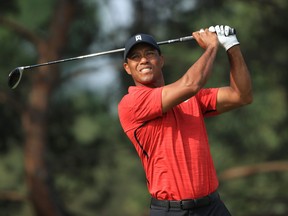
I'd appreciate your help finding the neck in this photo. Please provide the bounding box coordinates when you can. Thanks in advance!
[135,79,165,88]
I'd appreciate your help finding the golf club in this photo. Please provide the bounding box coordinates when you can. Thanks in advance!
[8,28,235,89]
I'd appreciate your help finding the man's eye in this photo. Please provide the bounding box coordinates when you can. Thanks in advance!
[130,53,140,60]
[146,51,156,57]
[128,50,157,61]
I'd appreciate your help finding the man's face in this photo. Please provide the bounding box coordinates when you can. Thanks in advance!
[123,43,164,87]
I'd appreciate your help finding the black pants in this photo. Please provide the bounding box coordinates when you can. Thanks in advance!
[150,193,231,216]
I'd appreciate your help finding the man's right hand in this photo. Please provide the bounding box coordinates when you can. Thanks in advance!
[192,28,219,50]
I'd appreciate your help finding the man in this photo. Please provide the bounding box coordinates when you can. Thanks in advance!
[118,25,252,216]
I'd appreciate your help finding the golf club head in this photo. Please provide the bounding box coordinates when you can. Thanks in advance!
[8,67,24,89]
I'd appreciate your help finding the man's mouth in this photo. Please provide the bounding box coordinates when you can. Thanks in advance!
[139,67,152,73]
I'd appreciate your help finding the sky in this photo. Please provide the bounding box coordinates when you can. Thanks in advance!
[98,0,133,33]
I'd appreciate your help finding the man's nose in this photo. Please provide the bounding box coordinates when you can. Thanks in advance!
[139,55,149,63]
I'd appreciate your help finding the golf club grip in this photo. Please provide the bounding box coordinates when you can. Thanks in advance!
[157,36,194,45]
[180,36,194,42]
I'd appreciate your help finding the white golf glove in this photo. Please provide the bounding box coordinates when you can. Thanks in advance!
[209,25,240,51]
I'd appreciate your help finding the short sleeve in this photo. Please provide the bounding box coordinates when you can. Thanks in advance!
[195,88,219,117]
[118,87,163,132]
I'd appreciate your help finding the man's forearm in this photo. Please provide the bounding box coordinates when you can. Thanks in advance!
[228,46,253,104]
[183,45,218,92]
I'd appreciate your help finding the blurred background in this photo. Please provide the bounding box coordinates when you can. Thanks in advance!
[0,0,287,215]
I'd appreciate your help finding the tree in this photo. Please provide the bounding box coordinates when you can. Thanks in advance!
[1,0,287,215]
[0,0,97,215]
[1,1,148,215]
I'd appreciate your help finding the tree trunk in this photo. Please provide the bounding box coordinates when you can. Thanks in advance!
[21,1,77,215]
[22,76,62,216]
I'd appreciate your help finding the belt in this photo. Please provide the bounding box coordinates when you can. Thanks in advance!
[150,191,219,210]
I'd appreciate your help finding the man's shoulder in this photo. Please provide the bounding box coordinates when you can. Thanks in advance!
[118,86,139,106]
[120,86,162,104]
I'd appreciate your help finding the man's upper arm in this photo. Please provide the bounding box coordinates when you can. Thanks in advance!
[216,86,246,113]
[161,81,200,113]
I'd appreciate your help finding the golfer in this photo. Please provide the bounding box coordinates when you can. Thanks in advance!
[118,25,252,216]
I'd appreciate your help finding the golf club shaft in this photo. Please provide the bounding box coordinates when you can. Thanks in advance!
[13,27,236,70]
[157,36,194,45]
[23,48,125,70]
[8,29,236,89]
[21,36,194,70]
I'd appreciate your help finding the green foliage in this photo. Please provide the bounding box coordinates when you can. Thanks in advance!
[0,146,24,190]
[48,90,149,216]
[0,0,288,215]
[0,146,31,216]
[66,1,100,56]
[15,0,55,30]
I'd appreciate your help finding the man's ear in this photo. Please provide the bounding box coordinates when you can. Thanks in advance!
[123,62,132,75]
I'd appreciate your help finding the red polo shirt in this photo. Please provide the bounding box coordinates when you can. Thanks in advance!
[118,86,219,200]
